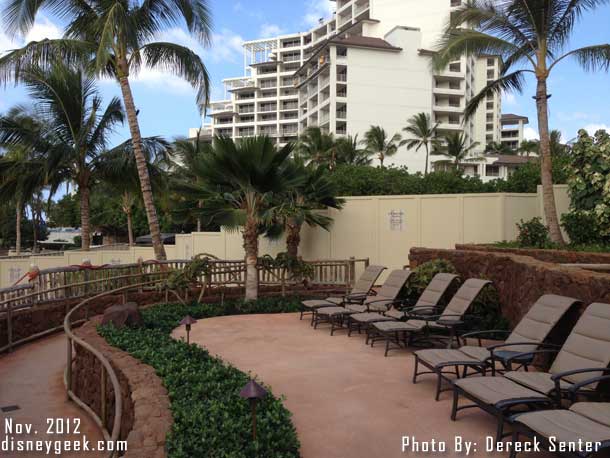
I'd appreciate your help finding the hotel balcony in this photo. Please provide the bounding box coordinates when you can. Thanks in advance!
[433,103,464,114]
[209,102,235,116]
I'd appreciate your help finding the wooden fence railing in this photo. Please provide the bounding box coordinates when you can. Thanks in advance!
[0,257,369,353]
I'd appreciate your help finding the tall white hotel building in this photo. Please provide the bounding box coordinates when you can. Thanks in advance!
[198,0,527,173]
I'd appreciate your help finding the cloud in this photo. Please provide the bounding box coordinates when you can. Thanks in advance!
[502,92,517,106]
[303,0,335,27]
[260,24,285,38]
[0,14,62,57]
[583,123,610,135]
[524,127,539,140]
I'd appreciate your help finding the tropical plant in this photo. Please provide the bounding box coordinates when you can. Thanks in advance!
[335,134,373,166]
[549,129,569,157]
[271,162,345,258]
[295,126,338,168]
[516,217,551,248]
[434,0,610,244]
[98,137,171,246]
[432,132,481,169]
[0,65,124,250]
[363,125,402,167]
[518,139,539,157]
[1,0,212,260]
[173,136,305,300]
[402,113,439,174]
[484,141,512,155]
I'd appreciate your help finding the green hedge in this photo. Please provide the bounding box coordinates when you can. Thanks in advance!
[99,297,302,458]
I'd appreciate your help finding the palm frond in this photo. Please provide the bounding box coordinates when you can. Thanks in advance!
[464,70,528,120]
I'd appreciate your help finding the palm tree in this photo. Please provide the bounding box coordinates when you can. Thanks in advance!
[432,132,481,170]
[0,65,124,251]
[519,139,539,157]
[0,0,212,260]
[335,134,373,166]
[274,162,345,258]
[98,137,171,246]
[485,141,512,155]
[549,130,568,157]
[402,113,439,174]
[363,125,402,167]
[174,136,305,300]
[434,0,610,243]
[296,127,338,168]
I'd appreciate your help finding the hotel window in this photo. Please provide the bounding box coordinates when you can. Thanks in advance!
[486,165,500,177]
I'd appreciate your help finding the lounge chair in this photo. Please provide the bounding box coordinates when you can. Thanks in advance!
[313,269,412,336]
[451,302,610,441]
[369,278,492,356]
[510,402,610,458]
[300,264,385,324]
[345,272,459,339]
[412,294,580,400]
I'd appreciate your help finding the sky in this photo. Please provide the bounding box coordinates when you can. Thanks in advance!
[0,0,609,147]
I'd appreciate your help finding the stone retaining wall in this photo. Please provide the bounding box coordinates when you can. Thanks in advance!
[410,247,610,327]
[456,244,610,265]
[73,317,171,458]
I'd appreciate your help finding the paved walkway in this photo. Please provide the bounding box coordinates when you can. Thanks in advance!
[1,333,105,457]
[175,313,552,458]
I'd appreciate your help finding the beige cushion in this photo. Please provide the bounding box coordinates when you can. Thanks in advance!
[350,312,395,324]
[413,273,459,312]
[455,376,549,405]
[373,320,426,333]
[384,308,406,320]
[516,409,610,445]
[460,345,493,361]
[504,294,580,353]
[302,299,340,309]
[374,269,412,302]
[351,265,386,295]
[317,306,355,316]
[504,371,573,395]
[345,304,368,313]
[570,403,610,428]
[550,303,610,386]
[415,348,480,367]
[439,278,491,323]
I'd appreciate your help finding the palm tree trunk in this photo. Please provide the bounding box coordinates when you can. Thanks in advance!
[286,219,301,258]
[15,198,21,256]
[197,200,202,232]
[424,143,430,175]
[31,205,38,254]
[117,67,167,260]
[536,77,565,244]
[122,193,135,246]
[379,152,384,167]
[80,185,91,251]
[243,217,259,301]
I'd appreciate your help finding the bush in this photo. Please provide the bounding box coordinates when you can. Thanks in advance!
[468,283,509,332]
[99,297,302,458]
[404,259,458,305]
[516,217,551,248]
[561,212,604,245]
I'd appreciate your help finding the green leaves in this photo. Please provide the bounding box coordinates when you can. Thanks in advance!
[99,298,302,458]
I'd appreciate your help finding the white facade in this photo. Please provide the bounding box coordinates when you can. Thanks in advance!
[500,114,529,150]
[199,0,522,173]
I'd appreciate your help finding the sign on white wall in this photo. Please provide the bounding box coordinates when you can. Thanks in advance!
[388,210,405,232]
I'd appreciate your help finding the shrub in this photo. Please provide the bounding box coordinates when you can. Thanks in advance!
[99,297,302,458]
[468,283,509,332]
[516,217,551,248]
[404,259,458,305]
[561,212,604,245]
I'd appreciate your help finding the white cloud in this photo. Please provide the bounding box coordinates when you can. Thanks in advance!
[24,16,62,42]
[502,92,517,106]
[303,0,335,27]
[524,127,539,140]
[583,123,610,135]
[260,24,285,38]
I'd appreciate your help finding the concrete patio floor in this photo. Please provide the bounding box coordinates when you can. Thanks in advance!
[174,313,552,458]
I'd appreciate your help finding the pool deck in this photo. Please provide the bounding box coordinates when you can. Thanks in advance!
[174,312,550,458]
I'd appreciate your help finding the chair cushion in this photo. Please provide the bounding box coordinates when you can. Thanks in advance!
[345,304,368,313]
[316,306,355,317]
[504,371,573,395]
[302,299,339,309]
[384,308,406,320]
[373,320,426,333]
[570,403,610,428]
[515,409,610,445]
[455,376,549,406]
[460,345,493,361]
[415,348,481,367]
[351,312,395,324]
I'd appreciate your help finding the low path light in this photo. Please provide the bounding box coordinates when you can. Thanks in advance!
[239,379,268,441]
[180,315,197,344]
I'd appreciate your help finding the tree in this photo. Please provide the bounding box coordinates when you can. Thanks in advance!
[1,0,212,260]
[485,141,512,155]
[0,65,124,251]
[518,139,539,157]
[335,135,373,166]
[432,132,481,170]
[174,136,305,300]
[273,162,344,258]
[98,137,171,246]
[296,127,338,168]
[402,113,439,174]
[550,129,568,157]
[435,0,610,243]
[363,125,402,167]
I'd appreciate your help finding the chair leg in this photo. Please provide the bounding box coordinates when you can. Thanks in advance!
[413,356,419,383]
[495,415,504,442]
[435,373,443,401]
[384,336,391,357]
[330,315,336,336]
[509,431,519,458]
[451,386,459,421]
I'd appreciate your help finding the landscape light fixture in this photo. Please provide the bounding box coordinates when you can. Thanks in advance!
[239,379,268,441]
[179,315,197,344]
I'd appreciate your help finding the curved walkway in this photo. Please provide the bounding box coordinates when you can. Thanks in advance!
[1,333,105,457]
[176,313,551,458]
